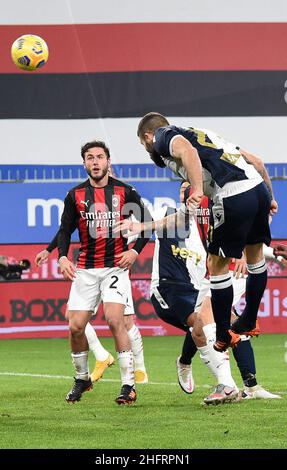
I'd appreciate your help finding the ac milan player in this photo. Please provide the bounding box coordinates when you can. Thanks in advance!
[57,140,152,405]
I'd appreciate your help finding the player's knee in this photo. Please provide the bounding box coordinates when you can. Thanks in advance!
[106,315,124,332]
[69,323,85,337]
[192,327,206,347]
[64,308,69,321]
[124,315,134,330]
[207,254,229,274]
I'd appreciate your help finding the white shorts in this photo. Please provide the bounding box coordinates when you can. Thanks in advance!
[123,279,135,315]
[68,267,130,311]
[93,275,134,316]
[195,274,246,313]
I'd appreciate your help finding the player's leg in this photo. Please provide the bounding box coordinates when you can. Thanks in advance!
[160,294,197,394]
[229,277,258,393]
[193,296,239,404]
[85,321,115,383]
[176,329,196,394]
[124,281,148,384]
[208,253,235,350]
[151,284,197,394]
[180,319,197,365]
[231,277,281,399]
[176,309,198,393]
[232,243,265,334]
[85,322,111,361]
[232,182,271,334]
[66,304,112,371]
[66,309,93,403]
[86,300,115,383]
[65,269,100,403]
[232,330,281,399]
[104,302,136,405]
[101,268,136,404]
[208,190,259,350]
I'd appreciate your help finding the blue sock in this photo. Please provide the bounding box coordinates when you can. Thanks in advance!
[241,259,267,327]
[210,273,233,342]
[180,330,197,365]
[232,339,257,386]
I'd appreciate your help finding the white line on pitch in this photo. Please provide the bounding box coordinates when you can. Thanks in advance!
[0,371,212,388]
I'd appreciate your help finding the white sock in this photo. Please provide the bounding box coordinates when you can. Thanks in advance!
[117,350,134,386]
[197,323,238,389]
[71,351,89,380]
[85,322,109,361]
[127,324,146,372]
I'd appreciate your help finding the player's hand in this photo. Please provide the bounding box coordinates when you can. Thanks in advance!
[115,250,138,269]
[114,219,144,238]
[232,256,247,279]
[35,249,49,267]
[186,192,203,210]
[270,199,278,215]
[276,257,287,268]
[273,244,287,261]
[59,256,76,280]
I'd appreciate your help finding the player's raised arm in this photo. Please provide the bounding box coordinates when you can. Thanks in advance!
[114,205,190,239]
[240,148,278,214]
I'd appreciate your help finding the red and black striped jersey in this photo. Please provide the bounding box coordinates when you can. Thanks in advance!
[57,176,152,268]
[195,195,210,252]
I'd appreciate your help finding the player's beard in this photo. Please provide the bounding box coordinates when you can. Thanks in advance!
[87,163,109,182]
[149,150,166,168]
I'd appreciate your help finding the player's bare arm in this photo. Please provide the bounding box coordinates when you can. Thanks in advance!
[113,185,153,255]
[114,209,187,238]
[172,135,203,206]
[240,148,278,214]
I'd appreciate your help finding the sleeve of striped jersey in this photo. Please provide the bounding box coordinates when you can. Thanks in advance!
[46,232,58,253]
[57,192,78,259]
[127,187,153,254]
[47,218,78,253]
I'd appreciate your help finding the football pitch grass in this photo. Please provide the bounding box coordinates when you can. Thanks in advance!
[0,334,286,449]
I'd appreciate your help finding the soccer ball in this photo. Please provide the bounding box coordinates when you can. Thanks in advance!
[11,34,49,71]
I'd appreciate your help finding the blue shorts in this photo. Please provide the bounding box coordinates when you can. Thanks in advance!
[208,182,271,259]
[150,282,199,331]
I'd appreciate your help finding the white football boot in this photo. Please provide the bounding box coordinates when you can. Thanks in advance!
[176,357,194,394]
[242,385,281,399]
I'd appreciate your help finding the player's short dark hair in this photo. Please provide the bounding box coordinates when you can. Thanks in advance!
[137,112,169,138]
[81,140,111,160]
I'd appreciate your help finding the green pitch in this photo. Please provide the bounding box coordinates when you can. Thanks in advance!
[0,335,286,449]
